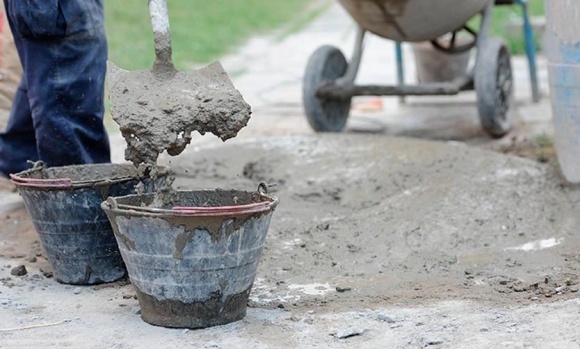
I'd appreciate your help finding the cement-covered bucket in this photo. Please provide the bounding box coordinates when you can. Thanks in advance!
[10,162,170,285]
[100,186,278,329]
[544,0,580,183]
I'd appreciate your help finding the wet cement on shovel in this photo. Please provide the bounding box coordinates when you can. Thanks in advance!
[108,61,252,168]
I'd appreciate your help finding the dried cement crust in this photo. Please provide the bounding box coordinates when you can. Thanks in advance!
[135,285,252,329]
[107,61,252,167]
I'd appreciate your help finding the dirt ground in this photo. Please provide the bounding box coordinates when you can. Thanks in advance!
[170,134,580,308]
[1,132,580,348]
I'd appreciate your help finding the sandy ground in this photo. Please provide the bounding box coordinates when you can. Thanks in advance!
[2,2,580,348]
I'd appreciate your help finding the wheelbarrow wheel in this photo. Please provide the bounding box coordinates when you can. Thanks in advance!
[303,45,351,132]
[475,38,513,138]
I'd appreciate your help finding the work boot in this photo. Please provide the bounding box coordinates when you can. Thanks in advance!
[0,175,23,213]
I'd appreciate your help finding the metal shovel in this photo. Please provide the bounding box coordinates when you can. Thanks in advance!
[107,0,251,167]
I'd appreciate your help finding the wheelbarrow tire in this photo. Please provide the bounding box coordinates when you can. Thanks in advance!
[303,45,351,132]
[475,38,513,138]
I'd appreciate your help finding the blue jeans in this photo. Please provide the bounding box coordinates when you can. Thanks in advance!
[0,0,110,177]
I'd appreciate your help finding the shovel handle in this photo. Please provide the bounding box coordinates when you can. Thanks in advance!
[148,0,175,74]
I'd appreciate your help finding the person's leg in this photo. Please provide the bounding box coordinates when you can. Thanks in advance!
[0,0,23,131]
[25,29,111,168]
[0,0,36,177]
[0,82,38,176]
[0,0,110,175]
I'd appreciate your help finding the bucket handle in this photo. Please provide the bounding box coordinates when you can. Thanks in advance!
[172,200,272,212]
[171,206,273,216]
[10,161,73,189]
[110,202,273,216]
[10,174,73,189]
[258,182,276,195]
[171,182,277,213]
[105,197,119,210]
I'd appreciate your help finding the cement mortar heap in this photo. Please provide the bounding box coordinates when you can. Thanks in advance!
[108,61,252,170]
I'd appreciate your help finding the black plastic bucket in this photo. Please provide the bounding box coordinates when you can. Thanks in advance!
[101,186,278,328]
[10,162,169,285]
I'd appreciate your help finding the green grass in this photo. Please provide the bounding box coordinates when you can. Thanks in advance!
[104,0,317,71]
[103,0,322,132]
[467,0,544,54]
[489,0,545,54]
[274,1,331,42]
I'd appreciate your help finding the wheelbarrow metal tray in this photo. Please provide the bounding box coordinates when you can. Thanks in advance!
[338,0,489,42]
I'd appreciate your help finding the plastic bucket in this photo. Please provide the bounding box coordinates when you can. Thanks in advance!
[544,1,580,183]
[10,163,169,285]
[101,188,278,329]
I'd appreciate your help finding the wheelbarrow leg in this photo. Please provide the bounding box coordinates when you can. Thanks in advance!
[337,26,366,85]
[476,0,494,53]
[474,0,494,93]
[395,42,406,104]
[475,0,494,73]
[518,0,540,103]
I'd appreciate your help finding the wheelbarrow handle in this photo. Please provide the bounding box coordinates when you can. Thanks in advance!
[148,0,176,75]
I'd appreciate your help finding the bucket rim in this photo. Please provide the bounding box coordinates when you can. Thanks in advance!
[101,189,279,218]
[10,163,169,190]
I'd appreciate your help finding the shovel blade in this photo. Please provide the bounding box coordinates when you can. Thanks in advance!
[107,61,251,166]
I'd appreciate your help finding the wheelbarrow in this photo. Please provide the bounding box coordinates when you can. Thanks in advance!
[302,0,539,137]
